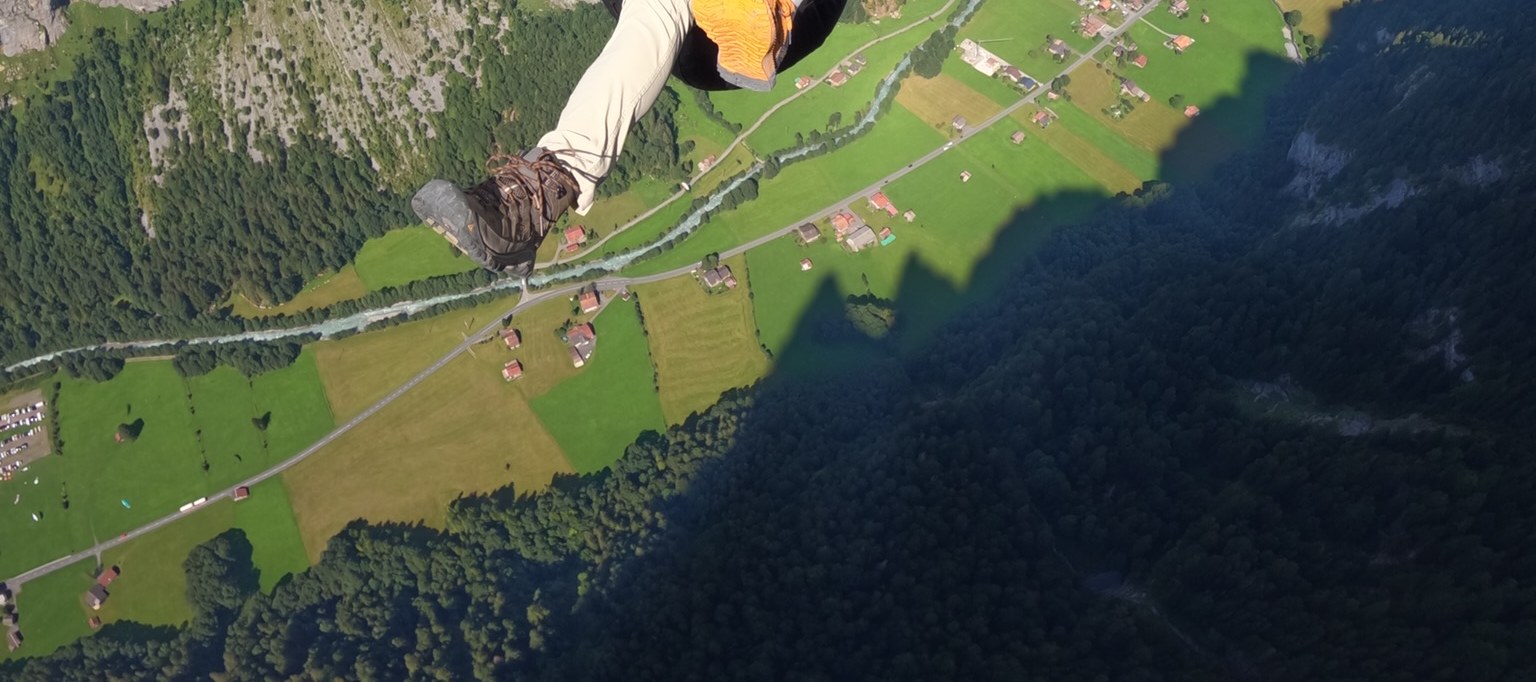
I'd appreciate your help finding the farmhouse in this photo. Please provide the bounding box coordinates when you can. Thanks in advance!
[795,223,820,243]
[701,265,737,289]
[1079,14,1109,38]
[1168,35,1195,52]
[958,39,1007,77]
[845,56,865,75]
[1032,110,1054,128]
[96,566,119,587]
[1120,78,1151,101]
[832,211,858,237]
[1132,53,1148,68]
[564,225,587,253]
[1046,39,1071,59]
[86,585,109,610]
[502,360,523,381]
[844,226,879,252]
[233,486,250,501]
[1169,0,1189,16]
[795,75,813,89]
[567,323,597,367]
[800,258,814,271]
[868,192,898,216]
[951,115,967,131]
[579,290,601,313]
[827,70,849,87]
[502,328,522,350]
[999,65,1025,83]
[1012,130,1027,144]
[1185,105,1202,118]
[1097,0,1112,10]
[698,154,718,171]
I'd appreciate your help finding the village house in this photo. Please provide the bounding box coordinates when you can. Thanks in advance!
[1012,130,1027,144]
[1047,39,1071,59]
[96,566,119,588]
[233,486,250,501]
[502,328,522,350]
[951,115,967,131]
[1047,90,1061,100]
[1079,14,1109,38]
[1096,0,1112,11]
[1185,105,1202,118]
[832,210,858,237]
[579,290,601,313]
[868,192,898,217]
[999,65,1025,83]
[1032,110,1054,128]
[1132,53,1148,68]
[904,209,917,222]
[563,225,587,253]
[701,265,736,289]
[845,57,865,76]
[960,170,973,183]
[878,227,896,246]
[827,70,849,87]
[698,154,718,171]
[800,258,814,271]
[1168,34,1195,52]
[567,323,597,368]
[795,223,820,243]
[795,75,813,89]
[844,225,879,252]
[1122,0,1145,10]
[1120,78,1151,102]
[86,585,109,610]
[1169,0,1189,16]
[851,53,868,68]
[502,360,523,381]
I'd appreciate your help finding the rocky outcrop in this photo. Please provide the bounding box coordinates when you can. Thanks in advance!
[0,0,66,57]
[1283,131,1352,199]
[88,0,180,10]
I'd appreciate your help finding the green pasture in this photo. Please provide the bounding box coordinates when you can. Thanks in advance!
[0,560,95,662]
[353,226,478,291]
[957,0,1098,78]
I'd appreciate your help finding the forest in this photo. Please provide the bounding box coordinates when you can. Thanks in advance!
[0,2,683,367]
[6,0,1536,678]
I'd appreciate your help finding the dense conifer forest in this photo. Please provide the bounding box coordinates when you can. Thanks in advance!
[6,0,1536,678]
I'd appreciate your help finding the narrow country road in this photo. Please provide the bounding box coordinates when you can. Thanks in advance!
[3,2,1157,591]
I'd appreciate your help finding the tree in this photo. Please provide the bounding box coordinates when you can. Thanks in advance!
[1169,93,1186,107]
[1285,9,1303,26]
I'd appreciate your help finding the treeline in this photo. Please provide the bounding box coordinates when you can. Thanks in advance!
[171,340,306,378]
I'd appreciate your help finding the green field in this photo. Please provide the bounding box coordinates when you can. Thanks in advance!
[625,105,948,277]
[529,298,665,473]
[957,0,1098,79]
[746,34,925,154]
[1128,0,1287,109]
[1031,96,1162,178]
[228,266,368,318]
[1277,0,1348,39]
[353,226,478,291]
[895,69,1005,135]
[635,255,770,424]
[941,53,1025,108]
[0,559,95,662]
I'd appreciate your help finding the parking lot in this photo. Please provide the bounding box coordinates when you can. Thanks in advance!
[0,391,52,479]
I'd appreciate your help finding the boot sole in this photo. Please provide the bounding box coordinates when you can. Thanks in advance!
[412,179,494,271]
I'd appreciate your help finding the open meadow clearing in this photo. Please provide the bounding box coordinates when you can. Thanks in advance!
[0,559,95,662]
[286,347,572,560]
[624,105,946,277]
[529,298,665,473]
[1060,64,1191,154]
[228,266,368,318]
[1127,0,1287,109]
[353,226,478,291]
[310,293,520,420]
[1016,108,1146,193]
[634,255,770,424]
[941,53,1024,108]
[895,70,1005,135]
[745,35,921,154]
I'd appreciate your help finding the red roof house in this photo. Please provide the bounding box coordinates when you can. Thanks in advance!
[567,323,595,344]
[564,225,587,246]
[502,328,522,350]
[233,486,250,501]
[832,211,857,236]
[1132,53,1148,68]
[868,192,898,216]
[827,70,849,87]
[1184,105,1201,118]
[579,290,600,313]
[96,566,120,587]
[502,360,523,381]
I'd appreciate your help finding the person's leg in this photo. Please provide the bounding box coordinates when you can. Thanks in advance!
[536,0,694,215]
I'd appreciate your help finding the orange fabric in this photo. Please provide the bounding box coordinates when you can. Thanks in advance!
[691,0,796,87]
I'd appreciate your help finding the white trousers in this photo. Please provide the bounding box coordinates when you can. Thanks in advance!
[536,0,695,215]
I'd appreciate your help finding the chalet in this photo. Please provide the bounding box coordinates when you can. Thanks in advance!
[951,115,967,131]
[96,566,119,588]
[845,58,865,76]
[86,585,109,610]
[502,328,522,350]
[1168,34,1195,52]
[999,66,1025,83]
[579,290,601,313]
[1032,110,1053,128]
[960,170,973,183]
[832,211,858,237]
[702,265,735,289]
[501,360,523,382]
[800,258,814,271]
[1011,130,1027,144]
[702,268,723,288]
[564,225,587,248]
[233,486,250,501]
[904,209,917,222]
[795,75,813,89]
[878,227,896,246]
[1079,14,1109,38]
[1046,39,1071,59]
[795,223,820,243]
[1096,0,1112,11]
[567,323,597,367]
[1184,105,1201,118]
[827,70,849,87]
[699,154,718,171]
[1169,0,1189,16]
[868,192,898,217]
[844,225,879,252]
[1132,53,1148,68]
[6,630,20,651]
[1120,78,1151,102]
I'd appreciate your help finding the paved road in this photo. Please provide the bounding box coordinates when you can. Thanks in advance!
[3,3,1156,590]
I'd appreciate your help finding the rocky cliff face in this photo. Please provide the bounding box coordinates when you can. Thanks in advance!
[0,0,66,57]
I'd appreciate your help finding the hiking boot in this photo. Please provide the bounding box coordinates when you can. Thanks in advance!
[411,150,580,277]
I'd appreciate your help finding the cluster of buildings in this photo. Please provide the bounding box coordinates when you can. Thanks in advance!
[566,323,597,368]
[816,53,867,89]
[84,566,119,612]
[700,264,738,290]
[562,225,588,254]
[957,40,1038,90]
